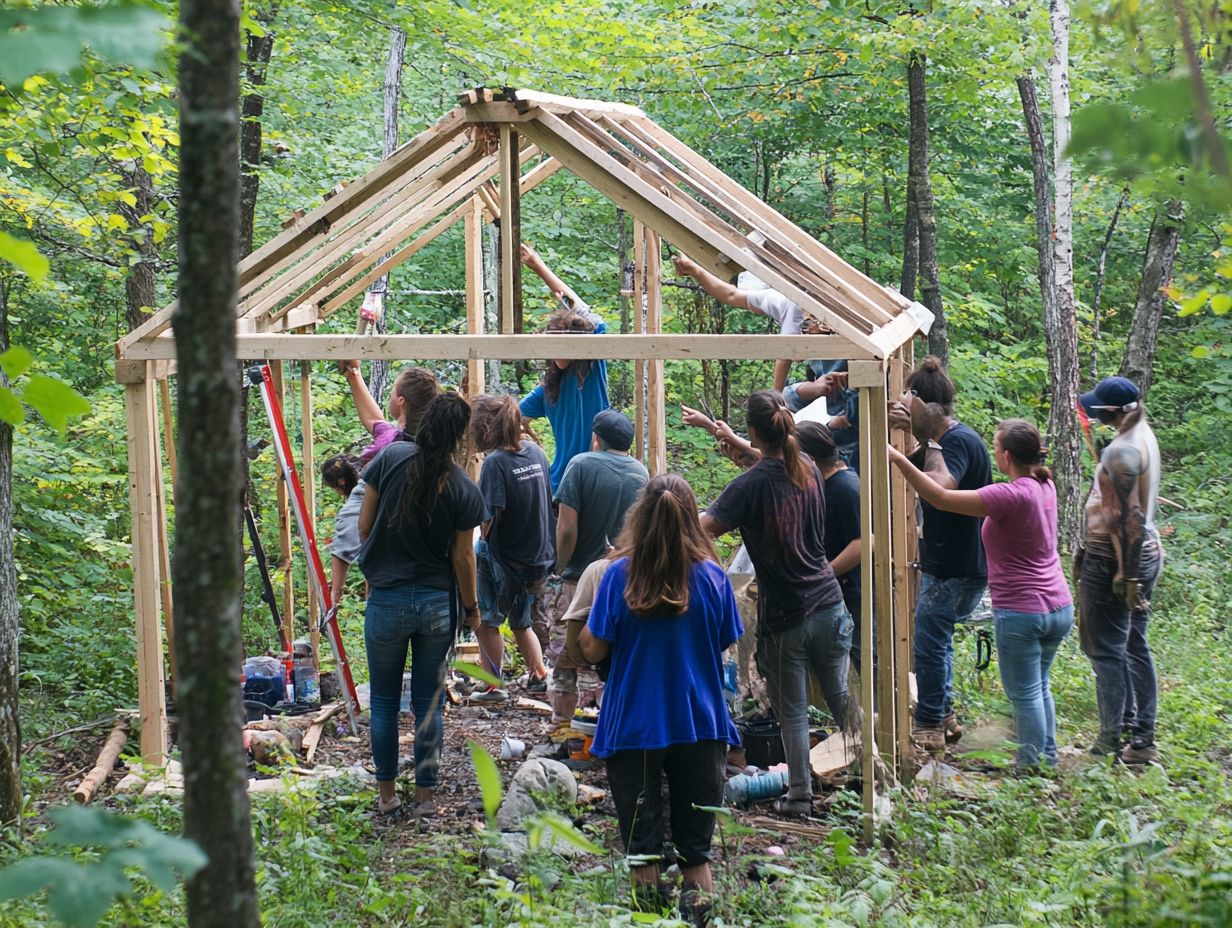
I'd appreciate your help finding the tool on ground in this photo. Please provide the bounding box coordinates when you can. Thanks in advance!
[975,627,994,672]
[243,498,292,655]
[251,363,361,733]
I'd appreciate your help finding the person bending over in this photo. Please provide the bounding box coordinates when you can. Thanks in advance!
[699,391,852,817]
[1075,377,1163,764]
[887,357,991,754]
[467,394,555,702]
[891,418,1073,767]
[580,475,742,926]
[357,393,487,817]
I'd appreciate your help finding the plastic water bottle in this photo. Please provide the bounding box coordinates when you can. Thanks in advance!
[723,769,789,807]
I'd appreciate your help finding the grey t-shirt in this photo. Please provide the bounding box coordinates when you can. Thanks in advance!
[479,441,555,579]
[554,451,649,582]
[359,442,488,590]
[331,481,366,565]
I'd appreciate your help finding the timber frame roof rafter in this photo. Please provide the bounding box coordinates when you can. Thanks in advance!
[116,87,932,373]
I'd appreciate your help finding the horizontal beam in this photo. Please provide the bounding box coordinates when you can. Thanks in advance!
[123,333,876,362]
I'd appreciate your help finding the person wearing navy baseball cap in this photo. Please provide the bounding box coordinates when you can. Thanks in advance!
[1075,375,1164,765]
[1079,376,1141,425]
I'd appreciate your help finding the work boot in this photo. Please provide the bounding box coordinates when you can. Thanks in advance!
[679,885,714,927]
[912,721,945,755]
[1120,742,1160,765]
[942,712,964,744]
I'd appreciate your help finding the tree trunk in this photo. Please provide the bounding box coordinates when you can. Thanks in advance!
[907,52,947,364]
[1091,189,1129,378]
[1018,74,1083,550]
[0,276,21,826]
[1050,0,1076,336]
[120,164,160,332]
[238,6,277,259]
[365,25,406,409]
[900,183,918,299]
[172,2,260,926]
[1120,201,1183,397]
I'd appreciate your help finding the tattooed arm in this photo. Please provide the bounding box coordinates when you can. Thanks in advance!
[1098,441,1147,609]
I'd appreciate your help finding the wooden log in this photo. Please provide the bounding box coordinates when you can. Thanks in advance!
[73,718,129,804]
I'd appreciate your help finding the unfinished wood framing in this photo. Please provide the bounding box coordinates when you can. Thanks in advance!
[301,362,320,666]
[270,361,295,647]
[117,89,929,821]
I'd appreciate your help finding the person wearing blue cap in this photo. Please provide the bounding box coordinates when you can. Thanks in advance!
[1075,376,1164,764]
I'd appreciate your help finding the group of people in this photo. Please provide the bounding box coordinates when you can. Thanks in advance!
[316,248,1164,924]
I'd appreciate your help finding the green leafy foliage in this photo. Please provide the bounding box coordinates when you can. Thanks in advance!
[0,806,205,928]
[0,232,48,281]
[467,738,503,822]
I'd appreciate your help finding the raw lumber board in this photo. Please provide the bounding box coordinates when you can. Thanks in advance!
[810,731,859,779]
[303,702,345,763]
[514,696,552,715]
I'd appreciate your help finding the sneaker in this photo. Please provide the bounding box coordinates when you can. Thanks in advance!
[470,685,509,704]
[942,712,964,744]
[912,722,945,755]
[1120,743,1160,765]
[523,674,548,695]
[1089,735,1122,757]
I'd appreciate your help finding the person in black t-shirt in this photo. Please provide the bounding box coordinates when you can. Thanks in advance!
[887,357,991,753]
[701,391,852,817]
[359,393,487,817]
[467,395,555,701]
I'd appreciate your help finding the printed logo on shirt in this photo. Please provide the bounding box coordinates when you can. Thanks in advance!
[511,463,544,481]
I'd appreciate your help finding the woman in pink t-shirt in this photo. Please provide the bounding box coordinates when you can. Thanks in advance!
[889,419,1073,766]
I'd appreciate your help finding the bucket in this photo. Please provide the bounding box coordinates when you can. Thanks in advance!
[737,718,786,769]
[400,672,412,714]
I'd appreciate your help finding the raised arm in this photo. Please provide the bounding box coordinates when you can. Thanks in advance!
[888,444,987,517]
[521,242,584,310]
[341,360,385,435]
[1098,442,1147,607]
[673,254,752,310]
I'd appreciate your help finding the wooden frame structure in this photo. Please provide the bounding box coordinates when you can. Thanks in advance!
[117,88,931,839]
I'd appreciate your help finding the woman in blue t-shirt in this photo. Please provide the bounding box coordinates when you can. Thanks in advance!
[358,393,488,818]
[580,474,742,924]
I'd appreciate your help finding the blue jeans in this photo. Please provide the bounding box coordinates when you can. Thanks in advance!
[364,585,453,786]
[756,601,852,800]
[913,574,988,727]
[994,604,1074,766]
[1078,545,1163,749]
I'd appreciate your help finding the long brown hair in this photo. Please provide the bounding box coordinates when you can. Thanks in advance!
[542,308,596,404]
[746,390,809,489]
[996,418,1052,483]
[906,355,955,413]
[469,393,530,454]
[402,392,470,523]
[611,474,718,616]
[393,366,440,435]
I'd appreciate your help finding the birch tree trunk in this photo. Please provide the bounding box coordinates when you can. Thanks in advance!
[0,276,21,826]
[907,52,947,365]
[1120,201,1183,397]
[366,25,406,409]
[1018,74,1083,551]
[172,1,260,925]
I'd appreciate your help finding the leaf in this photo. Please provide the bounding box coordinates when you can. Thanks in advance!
[0,388,24,426]
[0,232,50,282]
[20,375,91,431]
[4,148,32,168]
[0,857,129,928]
[0,346,33,380]
[0,5,171,86]
[452,660,502,687]
[1210,293,1232,316]
[466,739,503,822]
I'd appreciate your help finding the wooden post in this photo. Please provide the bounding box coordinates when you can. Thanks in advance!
[152,379,177,689]
[158,378,177,486]
[855,377,877,843]
[465,195,486,396]
[644,228,666,475]
[868,379,897,775]
[270,360,294,650]
[632,220,646,462]
[125,374,168,764]
[301,361,319,666]
[498,123,522,335]
[890,343,917,772]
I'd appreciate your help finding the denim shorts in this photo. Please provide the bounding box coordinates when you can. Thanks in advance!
[475,538,536,630]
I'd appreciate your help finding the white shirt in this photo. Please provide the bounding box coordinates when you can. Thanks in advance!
[745,288,804,335]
